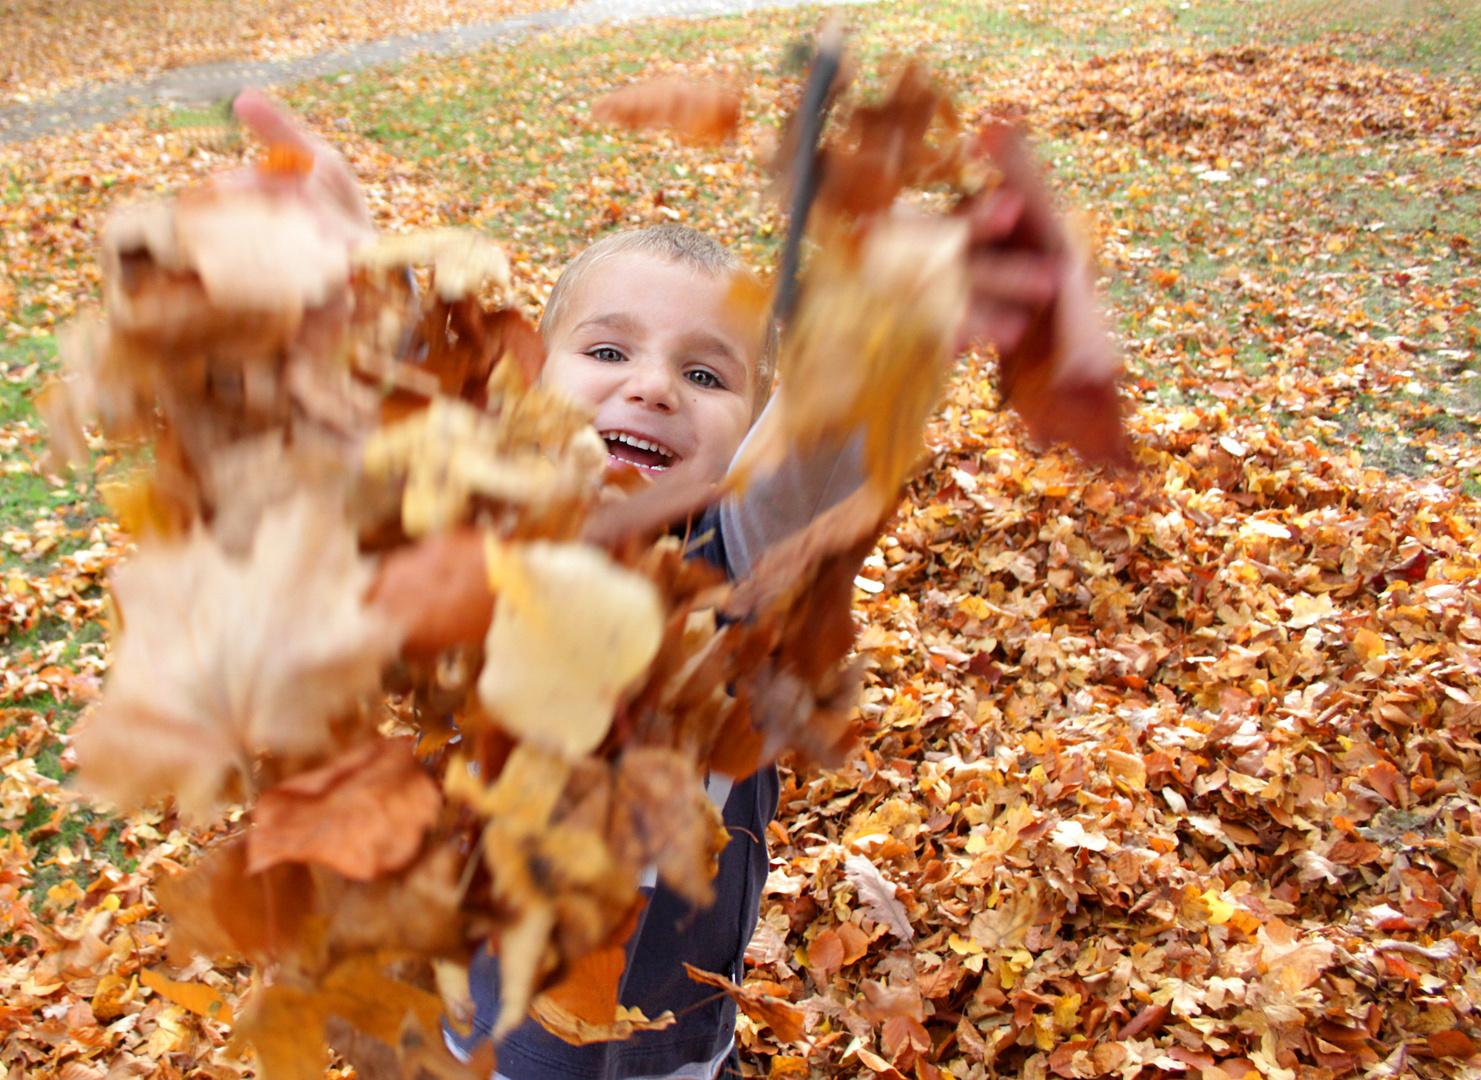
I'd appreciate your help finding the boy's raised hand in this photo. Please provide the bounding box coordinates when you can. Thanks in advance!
[954,131,1060,356]
[223,88,376,251]
[955,125,1127,468]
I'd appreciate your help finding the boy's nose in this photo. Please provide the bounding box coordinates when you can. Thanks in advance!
[623,360,680,412]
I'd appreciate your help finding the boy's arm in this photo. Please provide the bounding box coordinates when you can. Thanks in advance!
[720,130,1116,579]
[718,423,866,581]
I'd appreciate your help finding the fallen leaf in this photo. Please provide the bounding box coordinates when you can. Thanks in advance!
[843,855,914,943]
[1427,1030,1475,1058]
[807,928,845,975]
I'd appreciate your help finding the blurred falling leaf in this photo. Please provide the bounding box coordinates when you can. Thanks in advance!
[246,738,442,881]
[731,216,967,503]
[591,77,742,143]
[139,969,234,1025]
[479,539,664,757]
[685,964,806,1043]
[75,497,402,817]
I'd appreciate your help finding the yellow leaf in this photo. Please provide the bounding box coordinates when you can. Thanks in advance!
[1199,887,1235,926]
[999,949,1033,990]
[45,880,85,910]
[958,596,993,620]
[948,933,983,956]
[1032,1011,1056,1051]
[141,968,234,1025]
[1053,992,1083,1032]
[1353,626,1387,662]
[92,973,135,1021]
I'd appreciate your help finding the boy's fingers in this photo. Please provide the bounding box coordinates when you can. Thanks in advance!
[971,127,1059,249]
[968,252,1060,307]
[318,166,373,228]
[232,88,315,155]
[962,188,1027,245]
[957,302,1033,357]
[232,87,373,229]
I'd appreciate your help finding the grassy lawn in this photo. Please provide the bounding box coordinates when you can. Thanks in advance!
[1176,0,1481,75]
[0,330,133,916]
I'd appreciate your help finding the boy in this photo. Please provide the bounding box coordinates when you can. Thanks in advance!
[449,223,822,1080]
[233,88,1089,1080]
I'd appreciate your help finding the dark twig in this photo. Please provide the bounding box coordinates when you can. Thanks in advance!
[772,19,845,327]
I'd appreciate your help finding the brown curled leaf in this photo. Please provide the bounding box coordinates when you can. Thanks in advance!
[246,738,441,881]
[684,964,806,1044]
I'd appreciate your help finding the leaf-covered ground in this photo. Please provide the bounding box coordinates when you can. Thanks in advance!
[1,0,570,103]
[2,0,1480,1077]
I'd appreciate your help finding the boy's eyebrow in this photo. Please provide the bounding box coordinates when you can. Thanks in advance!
[571,312,644,336]
[675,330,745,366]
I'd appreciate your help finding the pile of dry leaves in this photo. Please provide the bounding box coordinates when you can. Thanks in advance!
[746,374,1481,1079]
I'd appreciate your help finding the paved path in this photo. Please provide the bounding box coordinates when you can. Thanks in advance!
[0,0,871,144]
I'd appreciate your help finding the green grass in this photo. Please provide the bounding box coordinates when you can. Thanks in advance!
[4,698,135,911]
[1175,0,1481,75]
[0,336,128,910]
[1052,130,1480,468]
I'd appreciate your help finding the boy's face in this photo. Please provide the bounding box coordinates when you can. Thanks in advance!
[541,251,759,489]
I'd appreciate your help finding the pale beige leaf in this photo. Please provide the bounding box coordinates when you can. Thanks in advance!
[363,396,605,537]
[175,188,351,315]
[843,854,915,943]
[478,539,663,757]
[354,228,511,302]
[76,497,402,817]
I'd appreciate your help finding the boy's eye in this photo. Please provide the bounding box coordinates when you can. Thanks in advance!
[685,368,725,390]
[589,346,626,363]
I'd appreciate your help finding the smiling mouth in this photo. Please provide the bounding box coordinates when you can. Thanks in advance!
[600,430,678,472]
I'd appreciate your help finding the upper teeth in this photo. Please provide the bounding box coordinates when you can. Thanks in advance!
[603,431,673,459]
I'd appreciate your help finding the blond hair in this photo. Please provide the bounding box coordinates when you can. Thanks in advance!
[539,223,778,415]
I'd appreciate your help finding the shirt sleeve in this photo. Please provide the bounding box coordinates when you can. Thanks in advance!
[717,397,868,581]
